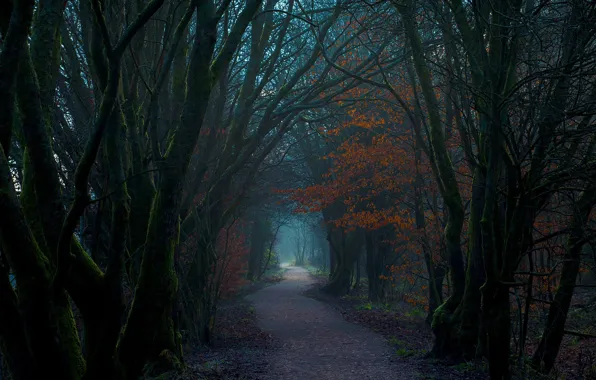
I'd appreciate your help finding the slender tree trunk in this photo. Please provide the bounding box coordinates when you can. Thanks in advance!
[84,106,129,380]
[482,281,511,380]
[0,257,34,380]
[448,168,486,358]
[323,230,362,295]
[116,185,183,378]
[365,230,387,302]
[398,2,466,356]
[531,187,596,373]
[117,13,216,374]
[247,218,268,281]
[0,148,75,379]
[328,233,337,279]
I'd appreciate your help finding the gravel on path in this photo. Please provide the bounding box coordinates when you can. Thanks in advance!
[246,267,417,379]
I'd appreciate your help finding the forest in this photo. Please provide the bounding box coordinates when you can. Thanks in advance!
[1,0,595,379]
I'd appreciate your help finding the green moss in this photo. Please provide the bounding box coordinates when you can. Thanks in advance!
[143,349,182,378]
[55,296,86,379]
[431,302,451,331]
[117,189,183,379]
[176,332,183,361]
[176,216,181,246]
[397,348,414,357]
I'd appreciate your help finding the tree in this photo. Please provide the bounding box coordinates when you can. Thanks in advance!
[0,0,264,378]
[395,0,596,377]
[287,1,596,378]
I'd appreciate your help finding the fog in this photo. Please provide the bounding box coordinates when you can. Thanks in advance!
[2,1,595,379]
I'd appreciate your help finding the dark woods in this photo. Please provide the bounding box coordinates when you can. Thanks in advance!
[1,1,596,380]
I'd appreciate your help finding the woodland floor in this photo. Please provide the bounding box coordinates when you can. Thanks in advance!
[177,267,488,379]
[153,266,596,379]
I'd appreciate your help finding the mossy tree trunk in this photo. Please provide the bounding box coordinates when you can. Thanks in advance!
[181,201,222,346]
[1,0,266,377]
[0,0,171,379]
[2,0,86,378]
[456,0,591,373]
[0,146,75,379]
[117,2,263,375]
[115,5,215,373]
[397,0,467,355]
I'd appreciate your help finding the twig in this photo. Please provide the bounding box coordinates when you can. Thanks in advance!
[564,330,596,339]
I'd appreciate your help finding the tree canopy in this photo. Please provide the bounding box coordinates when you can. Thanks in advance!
[1,0,596,379]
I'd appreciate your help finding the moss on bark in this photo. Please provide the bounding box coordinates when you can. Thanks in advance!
[0,146,78,379]
[117,189,181,379]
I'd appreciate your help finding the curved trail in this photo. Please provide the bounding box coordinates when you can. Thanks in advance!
[246,267,414,379]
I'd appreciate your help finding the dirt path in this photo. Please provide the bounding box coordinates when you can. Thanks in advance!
[245,267,416,379]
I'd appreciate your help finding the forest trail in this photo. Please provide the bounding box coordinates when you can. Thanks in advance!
[245,267,415,379]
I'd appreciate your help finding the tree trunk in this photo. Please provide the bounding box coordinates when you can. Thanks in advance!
[0,147,76,380]
[426,260,445,326]
[83,106,129,380]
[365,230,386,302]
[531,187,596,373]
[482,281,511,380]
[0,258,34,380]
[181,204,221,346]
[247,218,268,281]
[324,231,350,295]
[116,187,182,379]
[436,168,485,358]
[323,230,362,296]
[398,2,467,355]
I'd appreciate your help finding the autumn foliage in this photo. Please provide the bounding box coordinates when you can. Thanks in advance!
[214,222,250,298]
[287,87,453,307]
[180,221,249,299]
